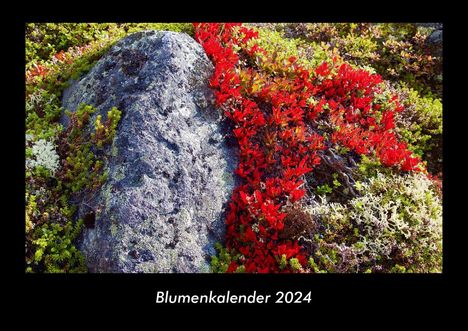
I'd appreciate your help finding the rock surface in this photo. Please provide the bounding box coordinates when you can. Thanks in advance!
[416,23,443,57]
[427,29,443,57]
[62,30,237,273]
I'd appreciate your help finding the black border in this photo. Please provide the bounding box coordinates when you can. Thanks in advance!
[7,7,459,314]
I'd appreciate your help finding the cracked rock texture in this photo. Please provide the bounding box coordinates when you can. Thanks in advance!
[61,30,237,273]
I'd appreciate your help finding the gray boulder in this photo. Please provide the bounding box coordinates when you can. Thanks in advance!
[415,23,443,57]
[427,29,443,57]
[61,30,237,273]
[428,29,442,44]
[416,23,443,30]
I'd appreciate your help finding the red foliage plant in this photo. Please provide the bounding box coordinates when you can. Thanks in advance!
[193,23,423,273]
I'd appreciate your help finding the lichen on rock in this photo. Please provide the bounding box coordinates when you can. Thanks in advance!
[61,30,238,273]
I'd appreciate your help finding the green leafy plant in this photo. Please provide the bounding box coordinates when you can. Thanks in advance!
[316,184,333,196]
[211,242,245,273]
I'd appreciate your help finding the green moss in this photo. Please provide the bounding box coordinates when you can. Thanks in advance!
[26,89,63,140]
[390,264,407,273]
[60,104,121,195]
[26,104,121,273]
[92,106,122,148]
[356,154,393,180]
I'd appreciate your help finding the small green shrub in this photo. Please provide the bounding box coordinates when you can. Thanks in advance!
[393,85,442,175]
[211,242,238,273]
[26,89,62,141]
[92,107,122,148]
[59,104,121,194]
[27,220,86,273]
[245,26,335,73]
[316,184,332,196]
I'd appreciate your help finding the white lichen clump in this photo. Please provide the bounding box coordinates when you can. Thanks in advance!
[27,138,60,175]
[351,172,441,258]
[304,172,442,272]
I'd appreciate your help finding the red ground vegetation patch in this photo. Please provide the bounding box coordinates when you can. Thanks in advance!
[194,23,423,273]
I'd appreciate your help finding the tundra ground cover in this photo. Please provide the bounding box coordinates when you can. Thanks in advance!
[25,23,442,273]
[194,23,442,273]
